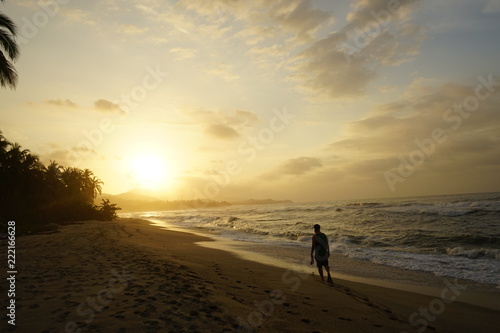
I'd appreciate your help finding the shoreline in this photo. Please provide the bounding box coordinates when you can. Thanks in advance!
[5,218,500,332]
[146,217,500,294]
[146,218,500,313]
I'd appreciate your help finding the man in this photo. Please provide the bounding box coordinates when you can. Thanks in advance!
[310,224,333,283]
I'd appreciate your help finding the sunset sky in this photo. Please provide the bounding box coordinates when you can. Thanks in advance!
[1,0,499,202]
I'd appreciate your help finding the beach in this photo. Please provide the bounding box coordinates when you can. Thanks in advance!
[3,218,500,333]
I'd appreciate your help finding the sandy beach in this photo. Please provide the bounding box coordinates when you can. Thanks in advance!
[2,218,499,333]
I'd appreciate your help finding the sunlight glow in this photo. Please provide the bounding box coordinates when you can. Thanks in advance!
[129,155,172,190]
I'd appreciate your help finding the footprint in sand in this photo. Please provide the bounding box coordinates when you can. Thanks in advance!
[56,311,71,323]
[144,319,160,329]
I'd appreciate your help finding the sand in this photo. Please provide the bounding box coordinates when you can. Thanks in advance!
[2,218,499,332]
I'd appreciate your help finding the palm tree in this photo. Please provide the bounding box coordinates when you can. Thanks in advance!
[0,140,44,223]
[81,168,103,202]
[0,130,11,166]
[0,0,19,89]
[43,160,64,200]
[61,166,83,200]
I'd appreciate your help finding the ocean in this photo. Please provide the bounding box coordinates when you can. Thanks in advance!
[122,192,500,287]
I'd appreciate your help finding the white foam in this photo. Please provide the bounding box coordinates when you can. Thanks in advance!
[446,247,500,260]
[333,245,500,286]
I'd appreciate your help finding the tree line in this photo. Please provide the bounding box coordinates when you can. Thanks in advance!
[1,3,120,232]
[0,132,120,233]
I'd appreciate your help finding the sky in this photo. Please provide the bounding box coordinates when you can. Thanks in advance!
[1,0,499,202]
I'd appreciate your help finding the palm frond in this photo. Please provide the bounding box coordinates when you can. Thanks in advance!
[0,50,18,88]
[0,28,19,60]
[0,12,17,37]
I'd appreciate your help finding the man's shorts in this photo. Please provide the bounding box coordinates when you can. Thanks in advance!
[316,259,329,268]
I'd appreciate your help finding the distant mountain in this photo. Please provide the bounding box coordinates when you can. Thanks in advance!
[110,188,163,202]
[97,190,292,212]
[233,199,293,205]
[96,191,231,212]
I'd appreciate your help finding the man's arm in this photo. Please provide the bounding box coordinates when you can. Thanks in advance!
[326,236,330,257]
[311,235,316,258]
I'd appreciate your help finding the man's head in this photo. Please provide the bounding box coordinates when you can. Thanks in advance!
[313,224,321,232]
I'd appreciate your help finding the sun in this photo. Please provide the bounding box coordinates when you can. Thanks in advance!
[129,155,171,190]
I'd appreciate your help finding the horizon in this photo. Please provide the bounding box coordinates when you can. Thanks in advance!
[1,1,499,202]
[104,187,500,205]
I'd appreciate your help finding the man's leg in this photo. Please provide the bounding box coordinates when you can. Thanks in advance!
[325,265,332,283]
[318,266,324,280]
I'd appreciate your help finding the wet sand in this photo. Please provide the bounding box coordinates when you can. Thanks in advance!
[2,218,499,332]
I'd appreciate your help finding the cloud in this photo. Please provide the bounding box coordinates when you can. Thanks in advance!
[46,99,78,108]
[289,49,377,99]
[249,44,291,72]
[228,110,261,126]
[189,108,260,126]
[169,47,198,60]
[205,124,239,140]
[483,0,500,13]
[203,62,240,81]
[288,0,426,100]
[244,76,500,198]
[187,108,260,140]
[43,145,98,166]
[60,8,98,27]
[279,156,323,175]
[121,24,148,35]
[145,36,168,45]
[94,99,125,115]
[324,76,500,191]
[238,0,333,43]
[261,0,333,43]
[261,156,323,180]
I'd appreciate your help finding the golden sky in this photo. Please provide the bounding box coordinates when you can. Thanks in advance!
[1,0,499,201]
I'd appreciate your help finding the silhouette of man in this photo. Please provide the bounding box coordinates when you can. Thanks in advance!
[310,224,333,283]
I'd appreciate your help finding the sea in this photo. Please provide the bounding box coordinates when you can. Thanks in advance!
[122,192,500,287]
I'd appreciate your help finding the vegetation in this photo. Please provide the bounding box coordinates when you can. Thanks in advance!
[97,195,232,212]
[0,132,121,234]
[0,0,19,89]
[0,4,118,232]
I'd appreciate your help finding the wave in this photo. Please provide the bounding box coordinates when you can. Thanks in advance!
[333,246,500,285]
[122,194,500,286]
[445,234,500,246]
[346,202,384,207]
[378,232,500,250]
[446,247,500,260]
[383,205,496,217]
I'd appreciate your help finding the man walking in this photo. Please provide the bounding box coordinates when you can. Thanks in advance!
[310,224,333,283]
